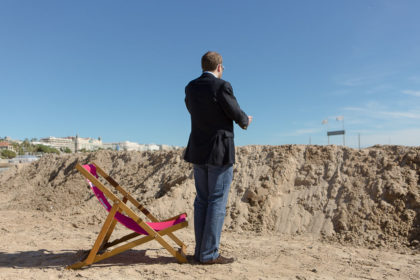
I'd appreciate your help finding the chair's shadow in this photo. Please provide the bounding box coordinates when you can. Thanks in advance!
[0,248,178,269]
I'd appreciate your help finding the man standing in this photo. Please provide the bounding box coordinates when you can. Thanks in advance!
[184,51,252,264]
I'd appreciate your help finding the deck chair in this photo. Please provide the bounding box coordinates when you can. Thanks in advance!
[66,163,188,269]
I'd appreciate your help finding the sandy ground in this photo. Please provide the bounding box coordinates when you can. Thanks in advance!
[0,145,419,279]
[0,209,419,280]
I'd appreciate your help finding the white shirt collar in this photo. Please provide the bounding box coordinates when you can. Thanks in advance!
[203,71,217,78]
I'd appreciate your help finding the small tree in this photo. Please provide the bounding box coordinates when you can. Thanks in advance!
[10,143,24,155]
[61,147,72,153]
[18,140,36,154]
[35,144,60,154]
[22,139,31,148]
[1,149,16,159]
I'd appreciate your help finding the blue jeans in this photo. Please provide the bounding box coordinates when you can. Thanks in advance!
[193,163,233,262]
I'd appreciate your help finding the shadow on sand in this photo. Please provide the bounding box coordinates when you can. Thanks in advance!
[0,248,180,269]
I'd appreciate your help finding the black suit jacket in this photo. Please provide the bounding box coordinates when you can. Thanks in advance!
[184,72,249,166]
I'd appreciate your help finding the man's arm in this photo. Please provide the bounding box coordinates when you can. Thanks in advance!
[185,86,191,113]
[217,82,250,129]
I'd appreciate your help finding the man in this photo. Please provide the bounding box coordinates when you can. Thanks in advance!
[184,51,252,264]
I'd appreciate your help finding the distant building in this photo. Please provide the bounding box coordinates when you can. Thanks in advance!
[39,137,74,151]
[102,142,119,151]
[113,141,160,151]
[102,142,178,152]
[37,135,178,153]
[142,143,160,151]
[160,144,180,151]
[0,142,15,152]
[39,136,102,152]
[75,136,102,152]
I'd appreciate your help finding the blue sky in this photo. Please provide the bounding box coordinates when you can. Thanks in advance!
[1,0,419,148]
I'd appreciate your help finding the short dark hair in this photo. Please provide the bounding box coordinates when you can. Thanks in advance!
[201,51,223,71]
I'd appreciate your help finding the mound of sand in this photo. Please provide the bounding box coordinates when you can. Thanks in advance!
[1,145,419,249]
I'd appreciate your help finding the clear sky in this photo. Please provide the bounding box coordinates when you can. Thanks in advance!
[1,0,419,148]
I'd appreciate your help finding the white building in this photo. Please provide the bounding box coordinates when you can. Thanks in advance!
[102,142,119,151]
[39,137,73,151]
[113,141,160,151]
[37,135,178,153]
[39,136,103,152]
[160,144,180,151]
[143,143,160,151]
[76,136,103,152]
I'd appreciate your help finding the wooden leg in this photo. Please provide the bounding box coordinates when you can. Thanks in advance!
[101,218,118,249]
[101,198,128,250]
[85,203,120,265]
[153,231,188,263]
[167,232,188,248]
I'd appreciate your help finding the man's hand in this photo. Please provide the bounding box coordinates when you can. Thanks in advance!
[248,116,253,126]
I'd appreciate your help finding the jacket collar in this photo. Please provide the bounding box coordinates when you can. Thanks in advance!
[201,72,217,79]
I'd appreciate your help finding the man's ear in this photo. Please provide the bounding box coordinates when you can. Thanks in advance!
[217,64,223,75]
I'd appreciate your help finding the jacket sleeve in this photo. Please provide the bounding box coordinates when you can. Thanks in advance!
[185,86,191,113]
[217,81,249,129]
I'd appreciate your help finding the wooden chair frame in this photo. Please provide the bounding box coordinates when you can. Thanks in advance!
[66,162,188,269]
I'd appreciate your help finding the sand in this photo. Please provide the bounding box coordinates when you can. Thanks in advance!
[0,145,419,279]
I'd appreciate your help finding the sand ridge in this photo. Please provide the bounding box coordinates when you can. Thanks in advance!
[1,145,419,248]
[0,145,419,279]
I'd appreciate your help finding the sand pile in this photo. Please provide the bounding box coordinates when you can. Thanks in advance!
[0,145,419,249]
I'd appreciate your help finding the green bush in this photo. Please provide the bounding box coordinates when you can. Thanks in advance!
[34,144,60,154]
[1,149,16,159]
[61,147,72,153]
